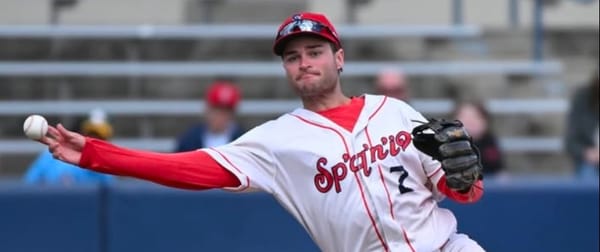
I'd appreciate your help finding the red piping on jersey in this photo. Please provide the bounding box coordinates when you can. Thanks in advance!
[365,129,396,220]
[439,238,450,250]
[368,96,387,120]
[210,148,251,192]
[352,171,390,252]
[402,228,417,252]
[290,114,351,154]
[291,113,389,252]
[427,166,443,178]
[365,96,416,251]
[365,96,395,218]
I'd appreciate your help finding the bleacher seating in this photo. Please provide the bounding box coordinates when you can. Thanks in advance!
[1,7,591,176]
[0,24,481,39]
[0,136,562,155]
[0,60,562,77]
[0,98,568,116]
[0,98,567,154]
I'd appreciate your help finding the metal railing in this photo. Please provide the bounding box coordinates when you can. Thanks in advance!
[0,98,568,116]
[0,137,563,154]
[0,24,481,39]
[0,60,563,77]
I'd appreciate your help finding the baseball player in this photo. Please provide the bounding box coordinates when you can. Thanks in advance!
[39,12,485,252]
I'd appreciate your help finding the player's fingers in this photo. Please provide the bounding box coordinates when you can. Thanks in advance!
[47,125,59,135]
[48,142,67,161]
[48,142,60,153]
[57,123,86,148]
[47,125,63,141]
[38,135,56,146]
[54,151,65,161]
[52,151,61,160]
[49,146,60,160]
[57,123,76,139]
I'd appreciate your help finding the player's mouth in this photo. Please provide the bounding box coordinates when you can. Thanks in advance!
[296,73,319,81]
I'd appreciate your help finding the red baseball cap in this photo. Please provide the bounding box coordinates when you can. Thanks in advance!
[205,81,241,110]
[273,12,342,56]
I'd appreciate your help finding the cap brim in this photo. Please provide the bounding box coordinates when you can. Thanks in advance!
[273,32,335,56]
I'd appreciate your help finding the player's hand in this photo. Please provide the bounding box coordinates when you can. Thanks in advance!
[412,118,483,192]
[39,123,86,165]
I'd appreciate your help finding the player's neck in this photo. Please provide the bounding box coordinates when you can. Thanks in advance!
[301,89,350,112]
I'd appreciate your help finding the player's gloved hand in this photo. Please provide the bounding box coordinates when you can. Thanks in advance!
[411,118,483,192]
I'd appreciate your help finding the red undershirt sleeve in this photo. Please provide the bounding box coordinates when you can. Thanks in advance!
[436,176,484,204]
[78,138,241,190]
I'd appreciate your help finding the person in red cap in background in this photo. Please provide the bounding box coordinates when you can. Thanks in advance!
[37,12,485,252]
[175,80,245,152]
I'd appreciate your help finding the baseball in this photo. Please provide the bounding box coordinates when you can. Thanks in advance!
[23,115,48,140]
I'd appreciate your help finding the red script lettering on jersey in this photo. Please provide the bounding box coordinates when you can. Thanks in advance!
[314,131,412,193]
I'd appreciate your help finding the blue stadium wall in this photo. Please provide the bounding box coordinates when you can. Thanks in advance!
[0,179,597,252]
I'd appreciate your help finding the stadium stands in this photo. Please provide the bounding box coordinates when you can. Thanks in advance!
[0,24,481,39]
[0,136,562,154]
[0,98,568,116]
[1,1,596,176]
[0,3,597,252]
[0,60,562,77]
[0,98,566,154]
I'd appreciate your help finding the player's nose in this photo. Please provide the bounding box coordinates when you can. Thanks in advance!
[299,57,312,71]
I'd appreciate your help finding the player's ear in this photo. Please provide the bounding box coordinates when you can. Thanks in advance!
[335,48,344,73]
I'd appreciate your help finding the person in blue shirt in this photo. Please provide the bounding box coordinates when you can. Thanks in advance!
[175,80,245,152]
[24,109,115,185]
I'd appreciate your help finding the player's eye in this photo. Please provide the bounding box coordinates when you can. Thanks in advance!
[308,50,322,57]
[284,55,299,63]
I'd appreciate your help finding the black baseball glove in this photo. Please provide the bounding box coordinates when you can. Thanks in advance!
[411,118,483,192]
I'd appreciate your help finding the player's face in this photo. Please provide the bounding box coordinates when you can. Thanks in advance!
[455,104,487,139]
[281,36,344,98]
[206,106,234,133]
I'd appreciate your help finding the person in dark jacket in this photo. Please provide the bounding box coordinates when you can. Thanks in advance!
[453,101,505,176]
[565,70,599,179]
[175,80,245,152]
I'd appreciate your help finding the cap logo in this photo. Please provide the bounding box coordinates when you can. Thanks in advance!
[292,14,302,22]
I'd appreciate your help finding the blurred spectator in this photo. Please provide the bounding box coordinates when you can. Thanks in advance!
[375,68,410,102]
[24,108,115,185]
[565,70,599,179]
[453,101,505,177]
[175,80,245,152]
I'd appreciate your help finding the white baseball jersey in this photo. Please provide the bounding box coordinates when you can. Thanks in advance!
[204,95,458,252]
